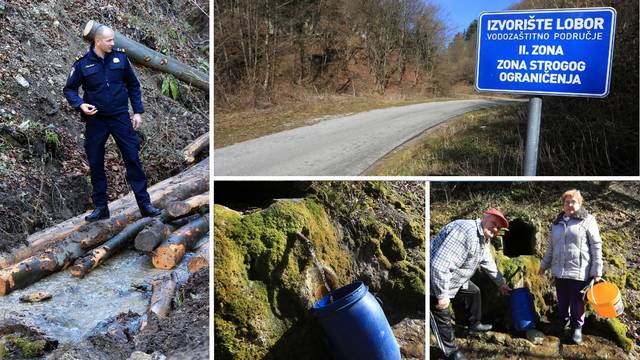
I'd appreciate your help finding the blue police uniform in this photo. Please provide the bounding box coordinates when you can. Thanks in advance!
[63,44,152,209]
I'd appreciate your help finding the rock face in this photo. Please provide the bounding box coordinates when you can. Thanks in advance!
[430,182,639,359]
[214,182,425,359]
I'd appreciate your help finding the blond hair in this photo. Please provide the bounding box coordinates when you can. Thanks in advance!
[561,189,583,205]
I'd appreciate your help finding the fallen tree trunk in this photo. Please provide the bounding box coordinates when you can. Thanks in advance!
[70,214,170,278]
[152,214,209,270]
[133,219,169,253]
[148,277,177,319]
[83,20,209,91]
[187,236,209,273]
[182,132,209,164]
[144,247,200,325]
[0,241,85,296]
[134,212,201,253]
[0,159,209,269]
[166,192,209,218]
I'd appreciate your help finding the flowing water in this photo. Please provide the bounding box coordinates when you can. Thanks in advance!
[297,232,333,303]
[0,250,170,344]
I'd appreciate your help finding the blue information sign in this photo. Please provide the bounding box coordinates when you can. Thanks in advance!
[475,8,616,97]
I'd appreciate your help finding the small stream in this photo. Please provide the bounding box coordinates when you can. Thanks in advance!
[0,250,170,344]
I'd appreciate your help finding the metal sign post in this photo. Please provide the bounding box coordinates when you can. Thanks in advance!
[474,7,617,175]
[523,97,542,176]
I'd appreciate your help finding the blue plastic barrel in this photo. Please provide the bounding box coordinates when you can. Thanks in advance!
[511,287,536,331]
[312,281,401,360]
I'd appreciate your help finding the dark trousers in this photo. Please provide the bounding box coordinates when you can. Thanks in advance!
[555,278,588,328]
[84,113,151,208]
[430,281,482,357]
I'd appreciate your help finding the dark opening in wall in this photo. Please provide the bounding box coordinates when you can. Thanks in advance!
[214,181,312,210]
[503,218,537,257]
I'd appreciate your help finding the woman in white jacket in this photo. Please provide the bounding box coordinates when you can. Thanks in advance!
[538,189,603,345]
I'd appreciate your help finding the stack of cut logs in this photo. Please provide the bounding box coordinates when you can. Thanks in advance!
[0,156,210,320]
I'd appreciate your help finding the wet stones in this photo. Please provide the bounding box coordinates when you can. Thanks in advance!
[18,292,52,303]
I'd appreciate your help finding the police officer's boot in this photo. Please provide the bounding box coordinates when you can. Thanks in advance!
[85,206,110,222]
[139,203,162,217]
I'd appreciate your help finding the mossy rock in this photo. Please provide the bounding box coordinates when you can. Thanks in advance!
[479,251,551,327]
[386,260,425,311]
[214,206,289,358]
[402,219,424,248]
[588,317,634,353]
[380,226,406,262]
[1,334,46,358]
[214,200,353,357]
[363,182,389,198]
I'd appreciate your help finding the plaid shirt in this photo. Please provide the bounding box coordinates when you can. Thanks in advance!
[430,219,505,299]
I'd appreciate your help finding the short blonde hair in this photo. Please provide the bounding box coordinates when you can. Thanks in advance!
[561,189,583,205]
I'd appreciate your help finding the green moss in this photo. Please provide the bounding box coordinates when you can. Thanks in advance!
[3,335,46,358]
[387,260,425,311]
[380,226,406,262]
[604,318,634,353]
[393,199,406,211]
[625,274,640,290]
[402,219,425,247]
[369,238,392,269]
[601,231,629,270]
[214,200,353,357]
[494,253,551,322]
[363,182,388,198]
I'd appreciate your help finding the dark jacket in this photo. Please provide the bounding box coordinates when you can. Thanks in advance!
[63,44,144,117]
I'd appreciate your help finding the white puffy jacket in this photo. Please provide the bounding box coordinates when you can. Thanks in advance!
[540,208,603,281]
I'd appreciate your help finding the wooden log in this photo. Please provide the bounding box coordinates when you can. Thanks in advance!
[151,214,209,270]
[187,236,209,273]
[145,249,194,325]
[134,212,201,253]
[182,132,209,164]
[133,219,169,253]
[0,240,85,296]
[83,20,208,91]
[165,192,209,218]
[148,277,176,319]
[0,159,209,269]
[70,215,168,278]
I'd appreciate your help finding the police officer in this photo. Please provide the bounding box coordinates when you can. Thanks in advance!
[63,25,161,222]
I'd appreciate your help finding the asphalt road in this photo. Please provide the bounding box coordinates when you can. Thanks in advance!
[215,99,520,176]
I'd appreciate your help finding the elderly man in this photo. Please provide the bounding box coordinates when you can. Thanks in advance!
[63,25,161,221]
[430,208,512,360]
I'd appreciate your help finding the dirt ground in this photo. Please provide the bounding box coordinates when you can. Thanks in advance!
[135,268,209,359]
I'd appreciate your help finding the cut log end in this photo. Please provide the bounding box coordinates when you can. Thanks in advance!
[166,203,190,218]
[70,265,86,278]
[152,244,186,270]
[83,20,95,38]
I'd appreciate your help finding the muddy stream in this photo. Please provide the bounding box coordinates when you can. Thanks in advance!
[0,250,169,344]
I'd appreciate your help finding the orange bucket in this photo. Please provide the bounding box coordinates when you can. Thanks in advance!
[586,281,624,318]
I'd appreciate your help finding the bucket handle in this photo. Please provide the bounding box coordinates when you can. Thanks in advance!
[581,278,605,305]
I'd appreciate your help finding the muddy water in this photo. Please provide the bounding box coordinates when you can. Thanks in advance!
[0,250,169,343]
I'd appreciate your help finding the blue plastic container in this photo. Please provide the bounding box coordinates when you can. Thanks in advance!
[511,287,536,331]
[312,281,401,360]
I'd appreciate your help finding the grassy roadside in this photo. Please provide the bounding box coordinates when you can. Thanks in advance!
[214,95,464,148]
[365,103,528,176]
